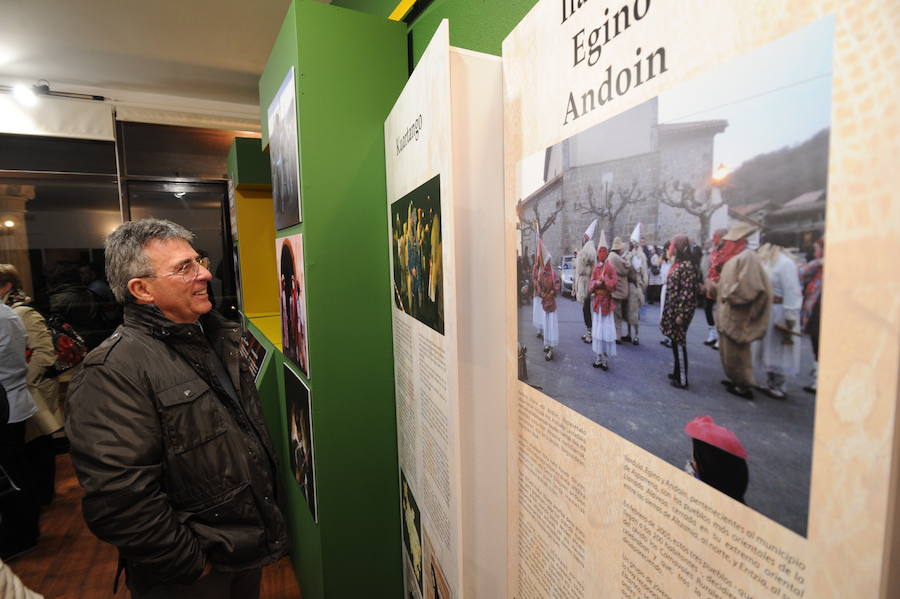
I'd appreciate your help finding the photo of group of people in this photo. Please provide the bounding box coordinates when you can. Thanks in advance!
[400,470,423,595]
[391,175,444,335]
[515,18,832,536]
[285,363,316,522]
[268,67,302,230]
[277,234,310,376]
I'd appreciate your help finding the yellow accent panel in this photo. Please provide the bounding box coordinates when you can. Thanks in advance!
[249,314,282,351]
[388,0,416,21]
[235,188,279,317]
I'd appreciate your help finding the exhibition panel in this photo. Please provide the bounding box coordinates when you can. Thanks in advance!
[384,21,506,598]
[504,1,899,598]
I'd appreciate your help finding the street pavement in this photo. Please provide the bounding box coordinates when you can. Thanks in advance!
[518,292,816,537]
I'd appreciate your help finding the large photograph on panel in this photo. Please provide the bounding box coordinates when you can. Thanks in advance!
[285,363,317,522]
[277,234,310,376]
[400,469,423,596]
[391,174,444,335]
[268,67,302,229]
[515,19,831,536]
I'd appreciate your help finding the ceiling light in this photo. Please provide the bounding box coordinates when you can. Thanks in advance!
[173,192,186,199]
[3,220,15,228]
[2,79,106,104]
[12,84,37,107]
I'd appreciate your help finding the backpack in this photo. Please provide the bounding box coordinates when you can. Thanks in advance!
[45,314,88,377]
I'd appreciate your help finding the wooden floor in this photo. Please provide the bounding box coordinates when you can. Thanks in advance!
[7,454,302,599]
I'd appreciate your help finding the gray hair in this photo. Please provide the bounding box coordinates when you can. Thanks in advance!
[105,218,195,303]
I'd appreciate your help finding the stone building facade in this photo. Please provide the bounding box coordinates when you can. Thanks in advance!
[518,97,726,261]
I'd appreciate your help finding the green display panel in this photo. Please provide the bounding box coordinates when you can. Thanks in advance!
[259,2,408,597]
[227,137,271,188]
[408,0,538,65]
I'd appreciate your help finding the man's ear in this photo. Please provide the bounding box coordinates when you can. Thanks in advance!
[127,277,154,304]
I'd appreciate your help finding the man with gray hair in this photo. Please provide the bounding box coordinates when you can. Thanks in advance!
[66,218,287,598]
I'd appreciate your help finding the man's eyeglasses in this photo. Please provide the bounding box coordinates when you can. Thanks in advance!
[145,256,210,282]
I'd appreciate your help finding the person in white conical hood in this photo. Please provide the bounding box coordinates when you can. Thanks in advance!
[575,219,598,344]
[536,244,560,360]
[531,238,544,339]
[754,234,802,399]
[624,223,648,345]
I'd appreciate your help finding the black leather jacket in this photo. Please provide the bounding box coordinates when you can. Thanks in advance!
[67,303,287,593]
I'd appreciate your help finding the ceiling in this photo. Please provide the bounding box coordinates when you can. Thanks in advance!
[0,0,411,129]
[0,0,302,107]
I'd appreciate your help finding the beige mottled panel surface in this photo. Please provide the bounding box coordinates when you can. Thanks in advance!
[504,1,900,597]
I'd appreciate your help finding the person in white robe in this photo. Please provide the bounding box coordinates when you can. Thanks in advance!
[575,219,598,343]
[755,241,802,399]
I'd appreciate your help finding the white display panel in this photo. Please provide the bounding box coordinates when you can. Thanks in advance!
[385,21,506,599]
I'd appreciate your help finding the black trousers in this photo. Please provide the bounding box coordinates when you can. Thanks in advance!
[704,296,716,327]
[131,567,261,599]
[807,300,821,360]
[672,343,689,385]
[582,296,592,329]
[25,434,56,506]
[0,421,40,555]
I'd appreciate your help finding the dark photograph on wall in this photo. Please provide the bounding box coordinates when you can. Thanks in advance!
[276,233,310,377]
[400,470,423,595]
[228,178,238,240]
[514,17,833,537]
[232,243,242,311]
[423,531,451,599]
[268,67,302,229]
[285,363,316,522]
[240,328,268,383]
[391,174,444,335]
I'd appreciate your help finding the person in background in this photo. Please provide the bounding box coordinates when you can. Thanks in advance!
[575,220,598,344]
[716,223,772,400]
[537,244,560,361]
[624,237,648,345]
[660,236,700,389]
[684,416,749,503]
[530,247,545,341]
[799,237,824,394]
[47,261,102,349]
[658,242,673,349]
[647,246,663,305]
[702,228,728,349]
[0,265,63,507]
[755,234,803,399]
[588,231,618,371]
[608,237,631,344]
[0,301,39,561]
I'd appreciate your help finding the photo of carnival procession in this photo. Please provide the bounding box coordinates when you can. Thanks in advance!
[516,19,832,536]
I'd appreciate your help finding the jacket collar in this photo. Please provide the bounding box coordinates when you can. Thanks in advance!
[124,302,237,342]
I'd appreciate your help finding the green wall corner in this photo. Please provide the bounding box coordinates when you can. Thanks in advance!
[228,137,271,188]
[258,2,408,597]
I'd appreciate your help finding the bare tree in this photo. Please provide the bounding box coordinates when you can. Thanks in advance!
[656,180,724,243]
[575,181,647,239]
[516,196,565,257]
